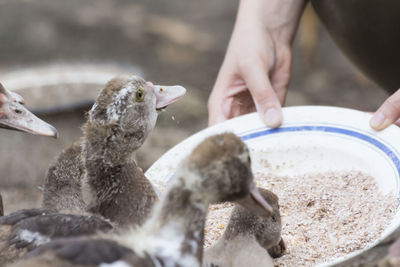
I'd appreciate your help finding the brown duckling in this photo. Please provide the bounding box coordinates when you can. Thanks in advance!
[0,76,185,265]
[42,75,186,226]
[11,133,274,267]
[203,188,285,267]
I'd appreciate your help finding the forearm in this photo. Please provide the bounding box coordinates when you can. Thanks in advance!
[236,0,308,44]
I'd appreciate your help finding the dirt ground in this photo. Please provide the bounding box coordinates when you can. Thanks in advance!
[0,0,389,216]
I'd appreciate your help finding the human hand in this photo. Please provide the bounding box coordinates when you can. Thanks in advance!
[370,88,400,130]
[208,0,307,128]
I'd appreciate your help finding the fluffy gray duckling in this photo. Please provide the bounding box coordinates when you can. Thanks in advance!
[203,188,285,267]
[0,76,185,265]
[10,133,274,267]
[42,75,186,226]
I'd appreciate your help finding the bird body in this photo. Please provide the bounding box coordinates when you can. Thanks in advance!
[43,75,186,226]
[11,133,274,267]
[204,189,285,267]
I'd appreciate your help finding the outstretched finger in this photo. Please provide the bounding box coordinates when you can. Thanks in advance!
[370,88,400,131]
[241,60,282,128]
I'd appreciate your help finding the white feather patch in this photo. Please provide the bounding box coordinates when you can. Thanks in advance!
[18,230,51,247]
[123,221,200,267]
[106,83,134,123]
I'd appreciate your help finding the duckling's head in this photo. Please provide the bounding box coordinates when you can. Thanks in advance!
[179,133,273,215]
[0,83,58,137]
[224,188,283,252]
[84,75,185,150]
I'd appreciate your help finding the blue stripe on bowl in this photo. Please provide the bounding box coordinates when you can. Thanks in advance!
[240,125,400,180]
[165,125,400,202]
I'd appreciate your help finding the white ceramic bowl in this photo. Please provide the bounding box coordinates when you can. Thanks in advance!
[145,106,400,266]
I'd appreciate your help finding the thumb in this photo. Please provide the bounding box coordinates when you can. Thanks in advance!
[370,88,400,131]
[241,61,282,128]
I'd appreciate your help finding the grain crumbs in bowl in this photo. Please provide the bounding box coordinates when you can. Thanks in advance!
[204,170,397,266]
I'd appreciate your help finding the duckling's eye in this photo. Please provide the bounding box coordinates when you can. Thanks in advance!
[135,88,145,102]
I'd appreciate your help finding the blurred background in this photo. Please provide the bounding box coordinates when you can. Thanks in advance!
[0,0,388,213]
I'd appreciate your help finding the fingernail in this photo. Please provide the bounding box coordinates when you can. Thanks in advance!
[264,108,282,128]
[370,112,386,129]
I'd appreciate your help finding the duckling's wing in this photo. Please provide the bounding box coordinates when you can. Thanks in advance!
[8,213,112,251]
[22,237,155,266]
[0,209,53,265]
[0,208,51,225]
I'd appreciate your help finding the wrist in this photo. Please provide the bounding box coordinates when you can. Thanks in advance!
[238,0,308,44]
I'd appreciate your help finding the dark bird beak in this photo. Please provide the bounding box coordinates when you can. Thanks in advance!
[267,238,286,258]
[237,182,274,217]
[146,81,186,110]
[0,84,58,138]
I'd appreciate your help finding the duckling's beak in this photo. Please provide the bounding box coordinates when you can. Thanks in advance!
[237,183,274,217]
[267,238,286,258]
[0,85,58,138]
[147,82,186,110]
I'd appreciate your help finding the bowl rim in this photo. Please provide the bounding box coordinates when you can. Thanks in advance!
[146,105,400,266]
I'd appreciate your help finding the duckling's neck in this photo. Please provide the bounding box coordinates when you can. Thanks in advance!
[82,123,155,226]
[83,122,143,167]
[222,216,256,241]
[136,176,210,266]
[82,124,138,201]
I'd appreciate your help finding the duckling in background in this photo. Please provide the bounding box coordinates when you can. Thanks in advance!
[203,188,285,267]
[42,75,186,226]
[0,83,58,216]
[11,133,274,267]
